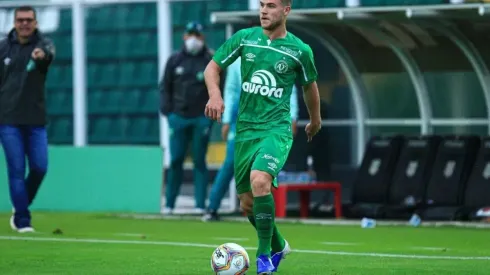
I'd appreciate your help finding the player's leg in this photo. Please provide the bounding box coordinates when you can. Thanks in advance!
[165,114,191,213]
[190,116,213,212]
[252,134,293,272]
[249,169,276,274]
[233,139,256,225]
[0,125,32,232]
[241,192,286,255]
[237,192,255,226]
[25,126,48,206]
[203,136,235,221]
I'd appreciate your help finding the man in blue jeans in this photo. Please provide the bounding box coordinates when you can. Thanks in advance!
[202,57,299,221]
[0,6,55,232]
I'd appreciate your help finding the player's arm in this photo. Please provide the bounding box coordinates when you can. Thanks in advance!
[298,45,321,141]
[204,29,245,122]
[204,60,223,100]
[302,82,321,124]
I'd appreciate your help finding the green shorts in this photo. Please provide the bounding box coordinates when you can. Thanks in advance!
[234,134,293,195]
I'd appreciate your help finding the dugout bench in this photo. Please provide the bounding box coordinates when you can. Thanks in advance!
[272,182,343,219]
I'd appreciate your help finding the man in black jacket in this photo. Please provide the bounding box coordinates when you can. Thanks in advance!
[160,21,215,215]
[0,6,55,233]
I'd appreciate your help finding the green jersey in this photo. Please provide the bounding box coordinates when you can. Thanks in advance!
[213,27,318,141]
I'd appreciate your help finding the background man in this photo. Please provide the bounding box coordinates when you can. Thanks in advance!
[159,21,215,215]
[0,6,56,233]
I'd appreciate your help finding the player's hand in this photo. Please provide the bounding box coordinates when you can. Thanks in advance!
[305,120,321,142]
[32,48,45,60]
[205,94,224,123]
[221,123,230,140]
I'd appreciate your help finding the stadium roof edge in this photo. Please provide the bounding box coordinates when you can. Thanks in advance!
[210,3,490,24]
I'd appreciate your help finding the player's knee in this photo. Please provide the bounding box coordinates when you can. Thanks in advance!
[250,170,272,196]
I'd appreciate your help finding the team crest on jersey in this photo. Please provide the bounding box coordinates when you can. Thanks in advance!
[274,60,288,74]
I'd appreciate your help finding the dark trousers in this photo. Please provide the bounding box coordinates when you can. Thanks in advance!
[166,114,212,209]
[207,125,235,211]
[0,125,48,228]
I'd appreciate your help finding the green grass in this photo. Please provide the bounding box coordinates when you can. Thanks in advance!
[0,212,489,274]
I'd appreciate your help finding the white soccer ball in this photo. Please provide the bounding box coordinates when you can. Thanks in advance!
[210,243,250,275]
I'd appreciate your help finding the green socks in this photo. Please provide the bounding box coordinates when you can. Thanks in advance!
[253,194,275,257]
[271,225,286,253]
[247,215,256,228]
[249,215,286,253]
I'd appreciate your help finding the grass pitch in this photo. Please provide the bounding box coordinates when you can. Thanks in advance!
[0,212,489,274]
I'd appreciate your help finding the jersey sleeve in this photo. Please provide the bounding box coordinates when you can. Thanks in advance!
[212,29,246,70]
[297,44,318,86]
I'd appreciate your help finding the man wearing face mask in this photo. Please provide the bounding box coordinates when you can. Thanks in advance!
[159,21,216,215]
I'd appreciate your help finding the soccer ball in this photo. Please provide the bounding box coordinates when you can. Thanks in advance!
[210,243,250,275]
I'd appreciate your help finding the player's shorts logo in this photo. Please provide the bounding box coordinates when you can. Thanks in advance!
[262,154,279,164]
[242,70,284,98]
[274,60,288,74]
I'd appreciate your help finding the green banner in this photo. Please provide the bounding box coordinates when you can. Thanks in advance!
[0,146,163,213]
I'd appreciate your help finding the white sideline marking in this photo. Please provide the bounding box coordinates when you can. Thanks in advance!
[0,236,488,261]
[212,237,249,241]
[412,247,449,251]
[114,233,145,237]
[321,242,359,246]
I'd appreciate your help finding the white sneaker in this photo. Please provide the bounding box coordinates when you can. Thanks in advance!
[162,207,173,215]
[10,216,35,233]
[193,208,205,215]
[17,227,35,233]
[9,216,17,231]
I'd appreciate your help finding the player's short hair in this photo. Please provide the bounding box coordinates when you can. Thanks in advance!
[281,0,292,6]
[15,6,36,19]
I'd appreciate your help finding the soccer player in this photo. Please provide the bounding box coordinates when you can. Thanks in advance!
[204,0,321,274]
[202,56,299,222]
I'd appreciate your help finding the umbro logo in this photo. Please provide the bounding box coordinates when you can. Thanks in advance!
[245,53,255,62]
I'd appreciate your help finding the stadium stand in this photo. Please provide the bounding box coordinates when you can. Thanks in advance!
[420,135,480,221]
[44,1,248,146]
[461,137,490,221]
[383,135,442,219]
[344,134,490,221]
[347,135,405,219]
[44,0,462,145]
